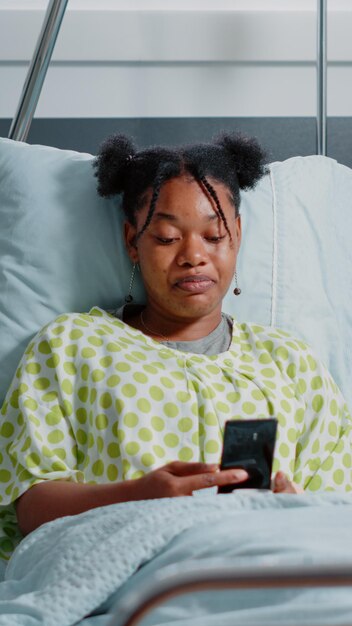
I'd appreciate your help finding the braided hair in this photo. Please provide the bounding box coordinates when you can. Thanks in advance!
[93,132,267,241]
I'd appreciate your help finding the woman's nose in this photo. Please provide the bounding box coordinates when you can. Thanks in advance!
[176,235,208,266]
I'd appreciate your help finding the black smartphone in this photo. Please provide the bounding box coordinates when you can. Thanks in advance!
[218,418,278,493]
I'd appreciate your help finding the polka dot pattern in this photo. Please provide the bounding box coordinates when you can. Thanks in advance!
[0,306,351,562]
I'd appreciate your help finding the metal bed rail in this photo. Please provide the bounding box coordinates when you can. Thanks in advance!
[107,560,352,626]
[317,0,327,155]
[8,0,68,142]
[8,0,328,154]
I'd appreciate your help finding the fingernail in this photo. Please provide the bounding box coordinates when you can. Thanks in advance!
[233,469,248,481]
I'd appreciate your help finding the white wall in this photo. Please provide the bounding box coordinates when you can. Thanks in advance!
[1,1,352,11]
[1,2,351,118]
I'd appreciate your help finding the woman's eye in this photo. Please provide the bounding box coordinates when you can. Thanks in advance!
[206,235,226,243]
[154,235,226,244]
[155,237,177,244]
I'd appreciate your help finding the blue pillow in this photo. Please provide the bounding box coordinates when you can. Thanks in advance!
[0,138,146,404]
[232,155,352,411]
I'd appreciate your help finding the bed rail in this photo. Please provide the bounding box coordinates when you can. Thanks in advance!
[317,0,327,155]
[108,560,352,626]
[8,0,328,154]
[8,0,68,142]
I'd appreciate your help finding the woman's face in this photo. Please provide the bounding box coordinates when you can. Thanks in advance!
[124,175,241,321]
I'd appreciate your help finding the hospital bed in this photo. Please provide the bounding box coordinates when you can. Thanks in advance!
[2,2,352,625]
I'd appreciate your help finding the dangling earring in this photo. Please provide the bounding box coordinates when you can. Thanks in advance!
[233,270,241,296]
[125,263,137,303]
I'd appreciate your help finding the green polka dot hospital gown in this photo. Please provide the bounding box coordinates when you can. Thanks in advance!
[0,306,351,561]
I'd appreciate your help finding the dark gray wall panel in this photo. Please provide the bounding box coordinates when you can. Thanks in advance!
[1,117,351,167]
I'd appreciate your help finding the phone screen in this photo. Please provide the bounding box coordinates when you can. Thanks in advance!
[218,418,278,493]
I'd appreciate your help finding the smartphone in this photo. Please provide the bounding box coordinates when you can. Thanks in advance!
[218,418,278,493]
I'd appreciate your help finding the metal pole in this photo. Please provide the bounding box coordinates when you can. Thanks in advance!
[8,0,69,142]
[108,561,352,626]
[317,0,327,155]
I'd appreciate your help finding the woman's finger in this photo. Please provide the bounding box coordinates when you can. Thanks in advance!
[165,461,219,477]
[273,471,303,493]
[180,467,249,494]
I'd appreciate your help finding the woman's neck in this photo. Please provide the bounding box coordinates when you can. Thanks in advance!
[124,304,223,343]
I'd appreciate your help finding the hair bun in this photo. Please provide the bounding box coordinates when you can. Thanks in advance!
[93,134,137,197]
[215,132,267,190]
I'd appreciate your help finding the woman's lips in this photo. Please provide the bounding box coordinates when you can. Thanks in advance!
[175,276,215,293]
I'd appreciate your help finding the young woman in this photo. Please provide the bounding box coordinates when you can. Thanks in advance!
[0,133,350,563]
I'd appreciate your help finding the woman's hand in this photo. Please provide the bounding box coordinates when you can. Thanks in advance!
[17,462,248,535]
[272,471,304,494]
[135,461,249,498]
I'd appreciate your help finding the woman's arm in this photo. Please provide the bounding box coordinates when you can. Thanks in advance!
[16,461,249,535]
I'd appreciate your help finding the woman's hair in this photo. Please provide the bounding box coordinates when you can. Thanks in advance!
[93,132,267,240]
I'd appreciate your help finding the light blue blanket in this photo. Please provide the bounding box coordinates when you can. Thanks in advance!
[1,492,352,626]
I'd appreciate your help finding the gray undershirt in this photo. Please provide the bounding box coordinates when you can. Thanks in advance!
[109,305,233,355]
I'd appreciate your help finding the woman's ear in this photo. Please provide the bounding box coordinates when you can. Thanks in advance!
[124,221,139,263]
[235,215,242,251]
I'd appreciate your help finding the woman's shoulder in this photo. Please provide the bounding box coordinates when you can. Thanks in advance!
[231,319,309,349]
[36,306,120,334]
[230,317,321,367]
[234,319,339,390]
[24,307,126,357]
